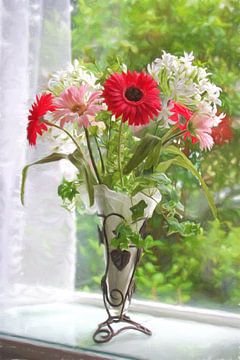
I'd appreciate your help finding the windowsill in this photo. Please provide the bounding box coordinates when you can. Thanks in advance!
[0,294,240,359]
[75,292,240,328]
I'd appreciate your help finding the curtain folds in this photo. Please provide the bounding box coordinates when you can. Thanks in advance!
[0,0,76,303]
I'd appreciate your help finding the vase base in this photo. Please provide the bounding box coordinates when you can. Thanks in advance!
[93,314,152,343]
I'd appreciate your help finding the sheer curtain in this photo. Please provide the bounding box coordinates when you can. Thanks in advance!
[0,0,76,304]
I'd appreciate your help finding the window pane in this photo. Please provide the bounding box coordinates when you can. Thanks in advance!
[72,0,240,313]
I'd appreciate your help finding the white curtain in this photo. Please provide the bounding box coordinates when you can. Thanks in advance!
[0,0,76,304]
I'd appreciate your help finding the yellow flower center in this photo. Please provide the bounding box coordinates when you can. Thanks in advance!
[71,104,87,116]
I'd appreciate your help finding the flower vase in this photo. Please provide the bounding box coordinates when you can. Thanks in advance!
[92,185,161,343]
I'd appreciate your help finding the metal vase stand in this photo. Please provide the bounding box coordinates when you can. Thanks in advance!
[93,212,152,343]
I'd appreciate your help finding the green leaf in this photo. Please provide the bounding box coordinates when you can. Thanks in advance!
[130,200,147,222]
[111,222,145,249]
[111,237,121,248]
[156,157,180,173]
[167,217,201,237]
[144,140,162,169]
[162,145,217,218]
[68,149,84,170]
[21,152,68,205]
[58,179,79,202]
[68,149,96,206]
[144,235,154,249]
[83,164,95,206]
[123,134,161,175]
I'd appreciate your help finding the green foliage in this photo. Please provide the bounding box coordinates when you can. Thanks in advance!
[21,152,69,205]
[162,145,217,218]
[75,215,240,308]
[83,98,216,217]
[111,222,141,250]
[98,118,137,192]
[166,218,202,237]
[75,214,104,291]
[136,220,240,307]
[72,0,240,116]
[150,174,202,240]
[21,146,96,207]
[130,200,147,222]
[68,148,97,206]
[58,179,79,202]
[200,128,240,224]
[123,134,161,174]
[111,221,158,251]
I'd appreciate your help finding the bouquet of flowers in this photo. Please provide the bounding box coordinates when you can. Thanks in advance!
[21,52,224,342]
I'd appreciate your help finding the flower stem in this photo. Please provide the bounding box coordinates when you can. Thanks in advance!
[44,120,84,157]
[118,121,124,188]
[106,118,112,162]
[154,121,160,135]
[162,129,186,145]
[94,136,105,174]
[161,126,179,144]
[84,127,102,184]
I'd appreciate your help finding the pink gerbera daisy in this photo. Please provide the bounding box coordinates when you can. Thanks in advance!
[53,85,104,128]
[103,71,161,126]
[188,113,214,151]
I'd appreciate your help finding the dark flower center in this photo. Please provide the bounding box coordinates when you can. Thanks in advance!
[125,86,143,102]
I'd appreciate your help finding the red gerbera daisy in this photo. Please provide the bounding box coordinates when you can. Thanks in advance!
[103,71,161,126]
[27,93,56,145]
[169,101,198,144]
[212,115,233,145]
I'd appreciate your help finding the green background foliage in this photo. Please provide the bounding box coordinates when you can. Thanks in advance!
[72,0,240,115]
[71,0,240,310]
